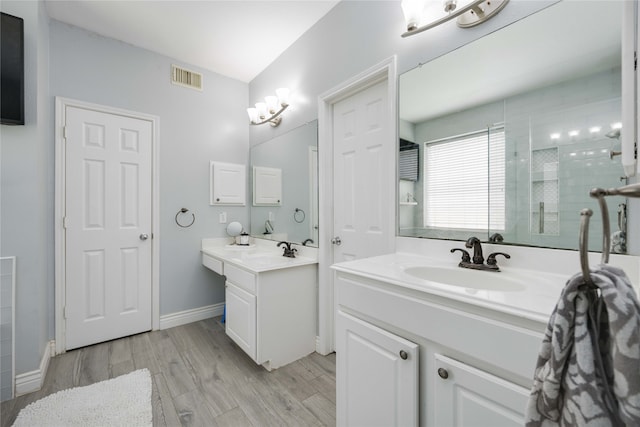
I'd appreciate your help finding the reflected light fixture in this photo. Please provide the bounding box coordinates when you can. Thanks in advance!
[401,0,509,38]
[247,88,290,127]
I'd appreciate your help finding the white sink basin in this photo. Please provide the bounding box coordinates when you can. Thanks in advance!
[403,266,526,292]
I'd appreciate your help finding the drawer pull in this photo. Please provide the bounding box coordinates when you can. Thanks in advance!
[437,368,449,379]
[399,350,408,360]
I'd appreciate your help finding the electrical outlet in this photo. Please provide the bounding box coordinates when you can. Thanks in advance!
[219,212,227,223]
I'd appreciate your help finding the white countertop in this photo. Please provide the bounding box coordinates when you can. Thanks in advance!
[332,252,569,324]
[202,238,318,273]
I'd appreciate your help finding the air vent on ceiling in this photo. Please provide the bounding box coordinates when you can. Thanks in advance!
[171,64,203,91]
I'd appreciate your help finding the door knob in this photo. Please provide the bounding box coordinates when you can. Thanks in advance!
[139,233,149,241]
[331,236,342,246]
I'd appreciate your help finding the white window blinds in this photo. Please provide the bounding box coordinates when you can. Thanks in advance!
[424,127,505,230]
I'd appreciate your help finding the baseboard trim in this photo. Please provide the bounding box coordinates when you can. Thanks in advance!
[159,303,224,330]
[15,340,54,397]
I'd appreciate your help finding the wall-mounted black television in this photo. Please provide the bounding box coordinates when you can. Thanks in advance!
[1,12,25,126]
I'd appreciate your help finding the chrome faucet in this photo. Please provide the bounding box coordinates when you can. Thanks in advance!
[450,236,511,271]
[277,241,298,258]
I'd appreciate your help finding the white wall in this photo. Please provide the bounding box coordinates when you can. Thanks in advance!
[0,0,560,377]
[49,20,250,318]
[0,0,52,376]
[248,0,556,148]
[2,9,250,375]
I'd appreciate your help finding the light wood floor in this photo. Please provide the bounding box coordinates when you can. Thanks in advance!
[1,318,336,427]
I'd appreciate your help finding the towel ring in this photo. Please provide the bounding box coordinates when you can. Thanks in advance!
[294,208,306,223]
[175,208,195,228]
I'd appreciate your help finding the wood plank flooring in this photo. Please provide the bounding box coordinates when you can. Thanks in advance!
[0,318,336,427]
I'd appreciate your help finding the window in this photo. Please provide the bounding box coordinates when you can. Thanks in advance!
[424,127,505,230]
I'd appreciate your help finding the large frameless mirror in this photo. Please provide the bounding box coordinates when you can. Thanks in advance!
[398,0,625,252]
[250,120,319,247]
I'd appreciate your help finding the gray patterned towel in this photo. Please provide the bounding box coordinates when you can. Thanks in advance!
[525,264,640,426]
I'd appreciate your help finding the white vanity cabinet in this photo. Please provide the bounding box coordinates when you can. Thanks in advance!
[334,269,543,427]
[222,262,317,370]
[433,354,530,427]
[336,311,419,427]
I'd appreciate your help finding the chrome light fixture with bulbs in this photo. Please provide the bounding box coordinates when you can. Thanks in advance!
[401,0,509,38]
[247,88,290,127]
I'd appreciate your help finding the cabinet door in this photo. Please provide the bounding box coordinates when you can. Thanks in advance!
[336,311,418,427]
[225,282,256,360]
[210,161,246,205]
[434,354,529,427]
[253,166,282,206]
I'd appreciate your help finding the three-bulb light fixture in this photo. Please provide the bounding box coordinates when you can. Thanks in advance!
[247,88,290,127]
[401,0,509,37]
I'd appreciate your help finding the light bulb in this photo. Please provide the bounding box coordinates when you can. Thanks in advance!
[401,0,425,31]
[247,108,258,123]
[255,102,267,119]
[265,96,279,114]
[276,88,290,106]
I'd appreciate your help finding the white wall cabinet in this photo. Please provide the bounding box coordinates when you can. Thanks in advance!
[223,262,316,370]
[210,161,246,205]
[253,166,282,206]
[334,270,544,427]
[336,311,418,427]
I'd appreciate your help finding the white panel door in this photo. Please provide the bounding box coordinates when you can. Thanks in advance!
[434,354,530,427]
[332,80,393,263]
[65,106,152,350]
[336,311,419,427]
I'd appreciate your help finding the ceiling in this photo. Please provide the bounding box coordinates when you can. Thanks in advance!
[44,0,340,83]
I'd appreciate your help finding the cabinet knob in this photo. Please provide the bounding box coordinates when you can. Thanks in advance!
[216,198,220,202]
[399,350,408,360]
[437,368,449,379]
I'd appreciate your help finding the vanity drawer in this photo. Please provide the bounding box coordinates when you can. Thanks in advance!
[225,263,256,294]
[202,254,223,275]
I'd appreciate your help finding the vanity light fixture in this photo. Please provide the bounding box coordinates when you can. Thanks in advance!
[589,126,601,134]
[550,133,561,141]
[247,88,290,127]
[401,0,509,38]
[568,130,580,138]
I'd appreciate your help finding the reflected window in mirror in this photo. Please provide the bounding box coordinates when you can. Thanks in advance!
[423,126,505,233]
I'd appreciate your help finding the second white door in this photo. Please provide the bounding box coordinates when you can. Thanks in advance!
[332,79,394,263]
[64,106,153,350]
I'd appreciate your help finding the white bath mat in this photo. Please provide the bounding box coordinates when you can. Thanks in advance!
[13,368,152,427]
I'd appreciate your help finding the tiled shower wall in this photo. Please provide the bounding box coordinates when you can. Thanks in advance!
[1,257,15,402]
[408,67,623,251]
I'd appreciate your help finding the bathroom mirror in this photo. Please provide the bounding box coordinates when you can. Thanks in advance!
[398,0,626,252]
[250,120,319,247]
